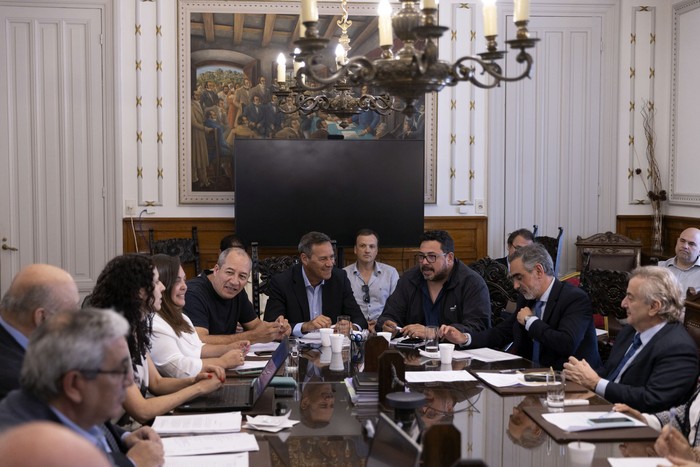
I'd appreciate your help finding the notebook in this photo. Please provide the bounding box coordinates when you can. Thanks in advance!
[366,412,421,467]
[177,337,289,412]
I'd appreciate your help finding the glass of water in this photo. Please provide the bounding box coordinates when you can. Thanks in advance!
[425,325,439,353]
[546,371,566,411]
[286,337,299,376]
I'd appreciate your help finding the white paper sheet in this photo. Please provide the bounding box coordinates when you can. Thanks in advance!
[405,371,477,383]
[608,458,671,467]
[248,342,279,356]
[231,360,268,371]
[162,433,259,456]
[164,452,249,467]
[458,348,522,362]
[153,412,242,435]
[541,411,647,432]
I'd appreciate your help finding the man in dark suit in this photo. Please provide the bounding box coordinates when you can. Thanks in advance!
[442,243,601,370]
[264,231,367,336]
[0,264,80,399]
[494,228,535,267]
[0,308,164,466]
[565,266,699,413]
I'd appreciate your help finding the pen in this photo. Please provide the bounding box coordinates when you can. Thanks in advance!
[498,368,525,374]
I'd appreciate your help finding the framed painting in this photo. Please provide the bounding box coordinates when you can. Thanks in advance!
[178,0,437,204]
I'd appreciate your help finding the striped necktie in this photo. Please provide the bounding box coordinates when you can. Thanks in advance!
[607,333,642,382]
[531,301,545,365]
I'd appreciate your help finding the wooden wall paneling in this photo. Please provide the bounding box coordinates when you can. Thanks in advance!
[122,216,488,277]
[617,215,700,261]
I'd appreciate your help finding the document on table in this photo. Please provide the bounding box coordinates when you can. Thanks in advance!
[405,371,477,383]
[162,433,259,456]
[232,360,269,371]
[164,452,248,467]
[248,342,279,356]
[457,348,522,362]
[608,458,671,467]
[475,372,549,387]
[152,412,242,435]
[541,411,646,432]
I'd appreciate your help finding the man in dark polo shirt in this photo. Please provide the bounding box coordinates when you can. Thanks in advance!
[184,248,290,344]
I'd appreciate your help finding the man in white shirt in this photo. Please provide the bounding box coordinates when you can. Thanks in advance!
[659,228,700,294]
[344,229,399,333]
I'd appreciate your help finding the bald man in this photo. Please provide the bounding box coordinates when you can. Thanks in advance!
[659,228,700,294]
[0,422,110,467]
[0,264,79,399]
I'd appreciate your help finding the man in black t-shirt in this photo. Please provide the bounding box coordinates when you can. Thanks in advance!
[184,248,290,345]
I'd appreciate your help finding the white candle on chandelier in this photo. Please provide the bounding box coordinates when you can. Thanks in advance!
[300,22,307,38]
[301,0,318,23]
[335,44,346,67]
[293,59,302,75]
[421,0,438,10]
[482,0,497,36]
[276,53,286,83]
[378,0,393,47]
[514,0,530,22]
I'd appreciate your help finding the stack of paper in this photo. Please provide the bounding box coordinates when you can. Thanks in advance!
[541,411,646,432]
[405,371,477,383]
[243,413,299,432]
[161,433,259,456]
[152,412,242,435]
[457,348,522,362]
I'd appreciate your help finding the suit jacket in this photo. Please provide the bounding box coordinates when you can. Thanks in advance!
[0,389,133,466]
[468,279,601,370]
[0,325,25,400]
[263,264,367,330]
[494,256,508,267]
[597,322,699,413]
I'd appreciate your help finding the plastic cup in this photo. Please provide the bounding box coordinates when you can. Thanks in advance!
[425,325,439,353]
[377,331,392,343]
[568,441,595,466]
[439,343,455,364]
[330,352,345,372]
[319,328,333,347]
[330,333,344,353]
[335,315,352,336]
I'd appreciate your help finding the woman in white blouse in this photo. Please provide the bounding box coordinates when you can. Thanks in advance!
[150,254,246,377]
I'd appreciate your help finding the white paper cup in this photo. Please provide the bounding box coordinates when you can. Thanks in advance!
[568,441,595,466]
[377,331,392,343]
[330,352,344,371]
[330,333,344,353]
[320,346,332,364]
[319,328,333,347]
[439,343,455,364]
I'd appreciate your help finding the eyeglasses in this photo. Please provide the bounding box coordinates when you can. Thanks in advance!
[80,362,131,381]
[361,284,370,303]
[414,253,448,264]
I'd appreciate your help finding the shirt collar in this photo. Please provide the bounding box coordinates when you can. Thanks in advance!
[301,266,324,289]
[538,277,556,304]
[49,406,104,448]
[638,321,666,345]
[0,315,29,349]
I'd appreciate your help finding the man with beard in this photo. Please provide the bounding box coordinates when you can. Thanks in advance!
[377,230,491,344]
[659,228,700,294]
[442,243,601,370]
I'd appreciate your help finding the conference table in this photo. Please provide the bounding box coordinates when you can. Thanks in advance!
[206,344,661,467]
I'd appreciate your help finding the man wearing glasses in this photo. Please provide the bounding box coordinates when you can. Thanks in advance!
[377,230,491,344]
[344,229,399,333]
[0,308,164,466]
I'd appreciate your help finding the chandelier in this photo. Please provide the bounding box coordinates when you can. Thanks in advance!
[273,0,395,125]
[276,0,538,116]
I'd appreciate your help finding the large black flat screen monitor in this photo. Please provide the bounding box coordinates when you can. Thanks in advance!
[234,139,424,247]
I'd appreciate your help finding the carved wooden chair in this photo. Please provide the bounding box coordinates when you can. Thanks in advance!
[684,288,700,358]
[250,242,299,317]
[575,231,642,273]
[148,227,201,276]
[532,225,564,277]
[467,257,518,326]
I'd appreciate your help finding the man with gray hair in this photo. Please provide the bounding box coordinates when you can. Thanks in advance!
[264,231,367,336]
[0,264,80,399]
[442,243,601,370]
[565,266,699,412]
[184,247,291,344]
[0,308,164,466]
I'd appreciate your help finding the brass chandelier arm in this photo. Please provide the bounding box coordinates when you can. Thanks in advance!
[450,49,535,89]
[294,54,377,91]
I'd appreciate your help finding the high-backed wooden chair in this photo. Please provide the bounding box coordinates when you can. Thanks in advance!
[467,257,518,326]
[148,227,201,276]
[532,225,564,276]
[575,231,642,272]
[250,242,299,317]
[684,288,700,358]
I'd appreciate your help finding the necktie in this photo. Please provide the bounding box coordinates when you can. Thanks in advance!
[531,301,545,366]
[607,333,642,382]
[97,424,120,454]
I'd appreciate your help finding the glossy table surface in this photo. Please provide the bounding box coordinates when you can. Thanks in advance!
[190,345,658,467]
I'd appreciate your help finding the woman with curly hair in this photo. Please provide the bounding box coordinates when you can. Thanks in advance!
[149,254,246,377]
[88,254,224,424]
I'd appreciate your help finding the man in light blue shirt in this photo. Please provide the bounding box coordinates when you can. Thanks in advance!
[344,229,399,333]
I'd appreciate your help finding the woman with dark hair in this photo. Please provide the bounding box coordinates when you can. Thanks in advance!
[150,254,246,378]
[88,254,224,424]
